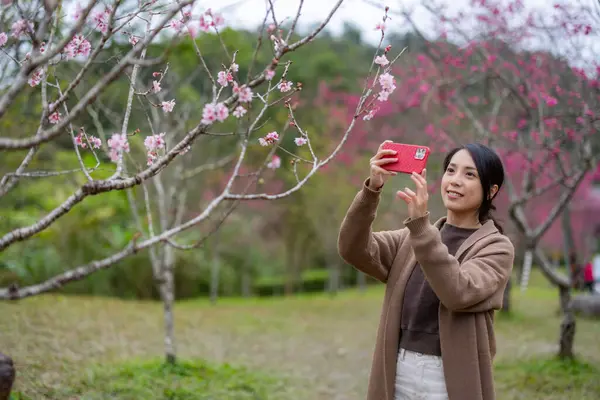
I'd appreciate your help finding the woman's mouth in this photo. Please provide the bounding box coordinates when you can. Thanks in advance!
[447,190,463,199]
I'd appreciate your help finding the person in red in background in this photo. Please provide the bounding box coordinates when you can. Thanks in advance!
[583,259,594,293]
[569,252,582,290]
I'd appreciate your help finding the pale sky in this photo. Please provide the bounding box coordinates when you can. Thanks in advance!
[201,0,552,43]
[197,0,597,68]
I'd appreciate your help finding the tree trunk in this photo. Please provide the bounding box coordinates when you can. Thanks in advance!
[520,248,534,291]
[159,245,176,365]
[210,251,220,305]
[0,352,15,400]
[561,205,579,289]
[558,286,576,359]
[241,263,251,298]
[357,270,367,292]
[501,277,511,313]
[327,262,340,297]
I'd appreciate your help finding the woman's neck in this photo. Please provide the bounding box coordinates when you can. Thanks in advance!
[445,211,482,229]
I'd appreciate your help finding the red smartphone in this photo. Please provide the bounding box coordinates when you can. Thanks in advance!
[380,142,431,174]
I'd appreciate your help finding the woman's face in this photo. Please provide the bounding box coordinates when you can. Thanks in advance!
[440,149,484,215]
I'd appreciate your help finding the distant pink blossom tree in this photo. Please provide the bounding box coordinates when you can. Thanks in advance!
[362,0,599,358]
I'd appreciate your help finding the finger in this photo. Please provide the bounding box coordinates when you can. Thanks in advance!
[396,190,412,203]
[378,140,393,151]
[410,174,425,190]
[421,168,427,180]
[404,187,417,199]
[373,149,397,160]
[371,165,397,176]
[372,157,398,166]
[411,171,428,188]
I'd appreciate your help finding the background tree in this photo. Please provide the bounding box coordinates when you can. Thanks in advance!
[368,0,600,358]
[0,0,404,365]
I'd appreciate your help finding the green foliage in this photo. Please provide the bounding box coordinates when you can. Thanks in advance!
[13,359,288,400]
[253,268,333,296]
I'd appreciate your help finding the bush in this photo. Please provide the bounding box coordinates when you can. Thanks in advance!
[253,269,331,296]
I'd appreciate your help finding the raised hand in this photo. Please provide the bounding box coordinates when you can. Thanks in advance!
[396,169,429,219]
[369,140,398,190]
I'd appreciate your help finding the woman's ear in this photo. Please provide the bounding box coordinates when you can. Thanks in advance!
[488,184,499,200]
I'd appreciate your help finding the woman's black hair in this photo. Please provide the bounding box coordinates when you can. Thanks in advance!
[442,143,505,233]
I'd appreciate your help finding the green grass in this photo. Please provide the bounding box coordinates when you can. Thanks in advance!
[1,269,599,399]
[10,359,287,400]
[495,358,600,399]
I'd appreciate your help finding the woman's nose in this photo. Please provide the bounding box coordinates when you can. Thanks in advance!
[449,178,462,186]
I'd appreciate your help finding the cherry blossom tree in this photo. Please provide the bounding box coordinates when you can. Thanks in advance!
[0,0,405,365]
[361,0,599,358]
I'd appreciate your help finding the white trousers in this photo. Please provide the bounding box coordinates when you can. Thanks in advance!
[394,348,449,400]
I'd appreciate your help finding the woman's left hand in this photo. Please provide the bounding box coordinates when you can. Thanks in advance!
[396,169,429,219]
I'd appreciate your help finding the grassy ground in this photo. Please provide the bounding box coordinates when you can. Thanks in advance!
[1,270,599,399]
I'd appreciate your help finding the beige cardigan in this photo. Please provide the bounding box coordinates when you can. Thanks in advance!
[337,180,514,400]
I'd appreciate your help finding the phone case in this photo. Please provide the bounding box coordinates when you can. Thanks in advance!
[380,142,431,174]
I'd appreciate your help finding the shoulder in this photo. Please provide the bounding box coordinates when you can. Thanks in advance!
[473,231,515,259]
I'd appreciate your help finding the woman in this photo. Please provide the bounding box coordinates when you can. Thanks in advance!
[338,141,514,400]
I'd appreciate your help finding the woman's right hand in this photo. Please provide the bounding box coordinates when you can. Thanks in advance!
[369,140,398,190]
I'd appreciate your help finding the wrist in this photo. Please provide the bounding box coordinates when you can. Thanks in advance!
[367,178,384,191]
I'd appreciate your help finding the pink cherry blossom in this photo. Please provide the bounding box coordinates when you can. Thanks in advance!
[294,137,307,146]
[144,133,166,165]
[161,100,176,113]
[377,90,391,102]
[214,102,229,121]
[265,69,275,81]
[212,13,225,27]
[89,136,102,149]
[199,15,211,32]
[199,9,225,33]
[267,155,281,169]
[231,63,239,72]
[28,69,43,87]
[170,19,183,32]
[278,80,293,92]
[233,106,246,118]
[152,80,161,93]
[375,22,386,31]
[92,9,110,34]
[545,95,558,107]
[374,55,389,66]
[0,33,7,47]
[76,132,102,149]
[11,19,33,38]
[144,133,166,152]
[201,102,228,124]
[217,71,233,87]
[64,35,91,58]
[49,111,61,124]
[233,83,253,103]
[73,4,82,20]
[107,133,130,162]
[129,35,139,46]
[363,107,378,121]
[185,23,199,38]
[378,72,396,92]
[259,131,279,146]
[201,103,217,125]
